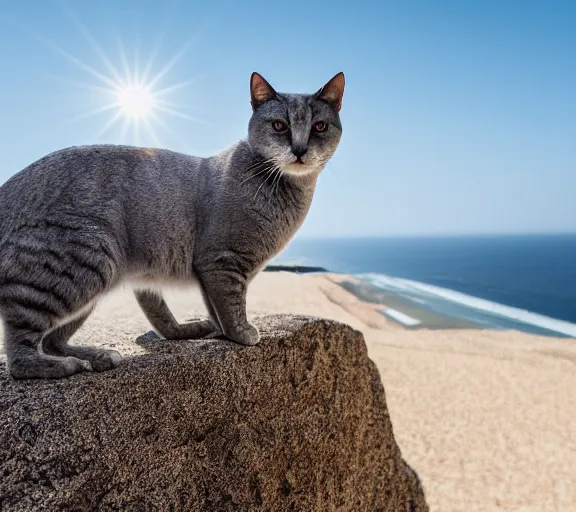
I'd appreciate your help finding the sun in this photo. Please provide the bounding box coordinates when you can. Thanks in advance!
[116,85,155,119]
[34,10,203,147]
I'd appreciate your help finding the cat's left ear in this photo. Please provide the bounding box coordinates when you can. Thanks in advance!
[250,72,278,110]
[316,72,345,112]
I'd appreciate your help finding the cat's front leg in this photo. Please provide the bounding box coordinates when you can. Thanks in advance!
[196,269,259,346]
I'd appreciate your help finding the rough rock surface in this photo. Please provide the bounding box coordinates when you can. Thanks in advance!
[0,315,427,511]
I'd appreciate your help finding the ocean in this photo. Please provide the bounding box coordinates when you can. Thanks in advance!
[272,234,576,338]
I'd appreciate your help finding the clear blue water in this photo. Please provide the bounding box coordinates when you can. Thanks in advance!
[274,234,576,337]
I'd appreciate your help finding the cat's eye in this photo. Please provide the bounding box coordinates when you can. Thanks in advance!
[312,121,328,133]
[272,120,288,133]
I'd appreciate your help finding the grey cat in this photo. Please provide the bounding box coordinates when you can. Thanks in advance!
[0,72,344,379]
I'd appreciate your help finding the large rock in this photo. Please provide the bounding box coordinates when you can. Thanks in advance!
[0,315,427,511]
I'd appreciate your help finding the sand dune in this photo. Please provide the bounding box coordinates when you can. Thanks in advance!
[1,272,575,511]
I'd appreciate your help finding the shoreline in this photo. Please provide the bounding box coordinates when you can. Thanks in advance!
[266,264,483,331]
[327,274,485,331]
[266,265,576,338]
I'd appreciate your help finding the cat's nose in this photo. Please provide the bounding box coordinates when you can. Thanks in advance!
[292,146,308,159]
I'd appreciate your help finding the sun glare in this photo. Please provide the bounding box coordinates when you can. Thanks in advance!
[33,9,203,147]
[117,85,154,119]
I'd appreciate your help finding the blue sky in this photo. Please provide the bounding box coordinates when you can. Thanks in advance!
[0,0,575,236]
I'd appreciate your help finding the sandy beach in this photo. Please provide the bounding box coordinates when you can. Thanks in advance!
[1,271,575,511]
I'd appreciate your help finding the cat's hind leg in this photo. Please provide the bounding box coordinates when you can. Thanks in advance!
[42,307,122,372]
[2,315,92,380]
[135,289,218,340]
[0,229,119,379]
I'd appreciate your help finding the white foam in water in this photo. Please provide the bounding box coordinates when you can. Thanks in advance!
[382,308,421,327]
[359,273,576,338]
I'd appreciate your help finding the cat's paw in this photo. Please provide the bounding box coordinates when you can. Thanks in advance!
[230,323,260,346]
[9,355,92,380]
[89,349,123,372]
[77,358,94,372]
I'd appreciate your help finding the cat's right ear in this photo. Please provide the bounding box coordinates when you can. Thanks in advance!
[250,72,278,110]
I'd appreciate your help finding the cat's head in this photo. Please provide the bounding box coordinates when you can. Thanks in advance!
[247,72,344,178]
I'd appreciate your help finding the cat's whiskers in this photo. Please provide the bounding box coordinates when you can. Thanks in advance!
[240,158,276,184]
[246,157,274,172]
[323,159,342,175]
[252,165,279,201]
[269,157,284,196]
[271,168,284,196]
[244,158,274,172]
[241,164,274,184]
